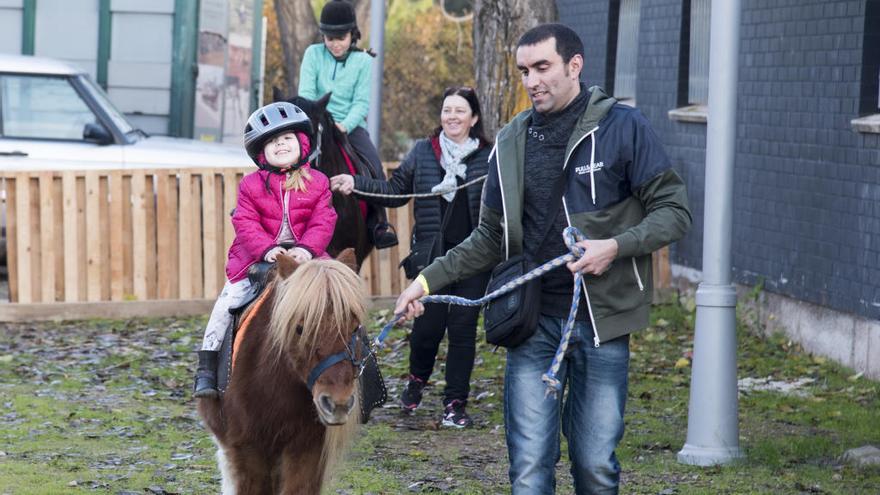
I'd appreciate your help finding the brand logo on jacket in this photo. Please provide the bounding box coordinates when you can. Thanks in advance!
[575,162,604,175]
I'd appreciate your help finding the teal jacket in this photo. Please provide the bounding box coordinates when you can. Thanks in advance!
[298,44,372,132]
[421,87,692,343]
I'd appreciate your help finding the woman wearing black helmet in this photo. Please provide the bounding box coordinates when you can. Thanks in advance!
[298,0,398,249]
[193,101,337,398]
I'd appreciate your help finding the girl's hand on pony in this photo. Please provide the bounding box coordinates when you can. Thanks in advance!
[288,247,312,264]
[335,122,348,134]
[264,246,286,263]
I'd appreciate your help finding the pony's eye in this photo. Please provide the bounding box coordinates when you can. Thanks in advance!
[295,325,304,335]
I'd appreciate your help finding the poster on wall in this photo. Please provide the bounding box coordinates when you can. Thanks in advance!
[194,0,228,142]
[221,0,254,145]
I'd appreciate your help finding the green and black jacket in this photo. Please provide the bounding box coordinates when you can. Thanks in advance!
[420,87,692,343]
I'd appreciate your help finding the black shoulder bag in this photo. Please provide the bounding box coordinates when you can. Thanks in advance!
[483,166,570,348]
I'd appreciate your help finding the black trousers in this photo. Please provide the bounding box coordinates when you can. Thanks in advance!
[409,272,490,404]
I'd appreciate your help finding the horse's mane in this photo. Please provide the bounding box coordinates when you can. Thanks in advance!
[267,258,366,361]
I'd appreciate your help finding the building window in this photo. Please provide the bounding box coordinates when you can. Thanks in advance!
[852,1,880,133]
[607,0,641,103]
[670,0,710,122]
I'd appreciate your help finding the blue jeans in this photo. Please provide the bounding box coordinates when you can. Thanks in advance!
[504,315,630,495]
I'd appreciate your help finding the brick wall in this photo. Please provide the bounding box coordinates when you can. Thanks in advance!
[557,0,880,319]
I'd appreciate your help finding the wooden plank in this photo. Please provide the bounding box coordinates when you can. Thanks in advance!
[84,172,102,302]
[26,176,41,303]
[108,171,125,301]
[167,172,180,299]
[52,178,64,301]
[222,171,238,254]
[14,174,32,303]
[122,175,133,298]
[360,251,373,297]
[131,172,148,300]
[76,176,88,301]
[144,172,158,300]
[653,246,671,289]
[155,172,173,299]
[0,299,216,322]
[62,172,79,302]
[178,171,193,299]
[4,178,18,302]
[99,176,111,301]
[387,207,401,294]
[38,173,56,302]
[191,175,204,298]
[201,171,219,297]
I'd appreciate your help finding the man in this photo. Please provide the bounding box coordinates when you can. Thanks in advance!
[394,23,691,494]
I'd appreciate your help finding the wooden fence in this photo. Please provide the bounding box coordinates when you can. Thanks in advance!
[0,167,667,316]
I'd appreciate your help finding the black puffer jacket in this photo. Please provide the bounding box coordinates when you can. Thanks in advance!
[353,136,490,275]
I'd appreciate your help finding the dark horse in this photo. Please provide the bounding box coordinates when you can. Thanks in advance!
[275,89,374,270]
[198,250,367,494]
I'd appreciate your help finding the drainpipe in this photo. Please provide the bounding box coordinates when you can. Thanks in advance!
[677,0,745,466]
[367,0,386,151]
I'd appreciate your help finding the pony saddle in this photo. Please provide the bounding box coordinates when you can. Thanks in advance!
[216,262,387,423]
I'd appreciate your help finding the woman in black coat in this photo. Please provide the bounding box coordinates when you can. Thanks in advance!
[330,86,491,428]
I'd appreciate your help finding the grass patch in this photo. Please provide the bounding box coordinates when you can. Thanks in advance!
[0,299,877,494]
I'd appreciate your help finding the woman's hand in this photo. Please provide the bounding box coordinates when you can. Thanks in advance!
[335,122,348,133]
[329,174,355,195]
[288,247,313,264]
[264,246,285,262]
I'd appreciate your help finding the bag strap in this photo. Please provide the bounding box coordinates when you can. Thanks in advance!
[527,165,572,257]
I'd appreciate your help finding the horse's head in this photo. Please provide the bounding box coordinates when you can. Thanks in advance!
[267,249,366,425]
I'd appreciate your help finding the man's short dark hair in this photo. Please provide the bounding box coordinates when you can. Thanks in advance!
[516,23,584,64]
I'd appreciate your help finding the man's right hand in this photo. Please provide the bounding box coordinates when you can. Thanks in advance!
[393,280,426,323]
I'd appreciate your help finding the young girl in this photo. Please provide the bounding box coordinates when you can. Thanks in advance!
[298,0,398,249]
[193,101,337,398]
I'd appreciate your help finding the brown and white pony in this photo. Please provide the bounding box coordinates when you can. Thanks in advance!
[198,251,367,494]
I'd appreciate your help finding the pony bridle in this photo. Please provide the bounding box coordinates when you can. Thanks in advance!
[305,325,370,392]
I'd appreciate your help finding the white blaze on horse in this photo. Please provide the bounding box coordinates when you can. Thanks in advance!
[198,250,368,494]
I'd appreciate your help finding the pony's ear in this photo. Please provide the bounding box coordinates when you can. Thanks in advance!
[317,92,332,109]
[335,248,357,272]
[272,86,286,103]
[276,254,299,279]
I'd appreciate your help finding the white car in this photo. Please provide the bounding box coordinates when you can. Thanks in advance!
[0,54,252,264]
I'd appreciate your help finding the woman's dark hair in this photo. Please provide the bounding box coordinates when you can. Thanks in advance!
[433,86,491,145]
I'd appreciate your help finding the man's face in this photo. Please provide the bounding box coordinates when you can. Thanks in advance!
[516,38,583,114]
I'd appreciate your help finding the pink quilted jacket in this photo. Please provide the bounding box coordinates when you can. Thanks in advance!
[226,166,337,282]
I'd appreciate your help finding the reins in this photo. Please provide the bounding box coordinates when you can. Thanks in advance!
[351,174,487,199]
[373,226,596,399]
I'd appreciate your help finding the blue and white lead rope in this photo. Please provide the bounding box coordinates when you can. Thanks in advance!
[372,226,596,399]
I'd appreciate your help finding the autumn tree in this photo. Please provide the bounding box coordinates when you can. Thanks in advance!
[473,0,557,136]
[380,5,474,159]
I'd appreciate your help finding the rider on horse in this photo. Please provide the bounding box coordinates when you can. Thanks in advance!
[193,101,338,398]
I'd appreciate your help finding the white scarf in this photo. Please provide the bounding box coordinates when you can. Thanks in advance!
[432,131,479,202]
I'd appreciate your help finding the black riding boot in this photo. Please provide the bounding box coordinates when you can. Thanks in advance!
[367,207,399,249]
[193,350,219,398]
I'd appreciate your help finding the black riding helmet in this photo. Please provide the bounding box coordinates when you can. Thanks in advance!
[319,1,357,35]
[244,102,317,174]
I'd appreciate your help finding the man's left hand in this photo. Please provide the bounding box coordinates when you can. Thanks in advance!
[566,238,619,276]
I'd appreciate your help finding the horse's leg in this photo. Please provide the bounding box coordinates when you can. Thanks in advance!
[215,442,236,495]
[279,444,325,495]
[226,445,273,495]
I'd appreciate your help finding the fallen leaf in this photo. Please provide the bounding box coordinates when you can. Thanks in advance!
[674,357,690,369]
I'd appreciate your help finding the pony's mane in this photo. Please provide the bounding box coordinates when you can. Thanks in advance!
[267,259,366,360]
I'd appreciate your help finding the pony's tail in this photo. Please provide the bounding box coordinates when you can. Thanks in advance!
[197,396,225,439]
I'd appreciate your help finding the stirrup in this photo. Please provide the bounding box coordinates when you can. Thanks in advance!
[372,222,399,249]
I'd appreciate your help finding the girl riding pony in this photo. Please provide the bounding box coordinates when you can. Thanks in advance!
[298,0,398,250]
[193,101,337,398]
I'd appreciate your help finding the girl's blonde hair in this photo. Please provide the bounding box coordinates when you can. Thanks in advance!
[284,167,312,192]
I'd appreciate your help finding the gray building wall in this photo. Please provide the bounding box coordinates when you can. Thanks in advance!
[557,0,880,321]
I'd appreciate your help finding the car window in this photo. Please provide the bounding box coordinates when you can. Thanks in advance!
[77,74,133,135]
[0,74,98,140]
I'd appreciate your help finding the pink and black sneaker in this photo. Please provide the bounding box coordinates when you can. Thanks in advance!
[442,399,473,428]
[400,374,426,412]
